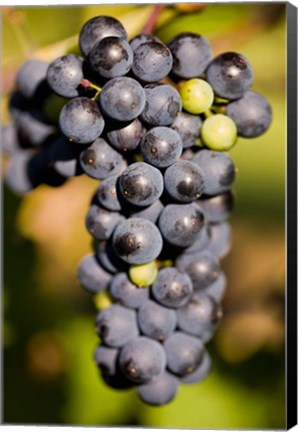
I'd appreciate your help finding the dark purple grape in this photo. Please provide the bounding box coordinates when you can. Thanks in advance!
[140,127,182,168]
[198,191,234,223]
[226,91,272,137]
[59,97,104,144]
[177,291,222,341]
[168,33,212,79]
[138,300,177,341]
[47,54,84,98]
[89,36,133,78]
[118,162,163,207]
[205,271,227,303]
[208,222,231,258]
[106,118,145,153]
[100,77,146,122]
[1,124,19,155]
[158,203,205,247]
[5,150,38,195]
[16,59,48,98]
[101,370,134,390]
[140,83,182,127]
[137,371,179,406]
[30,149,67,188]
[129,200,164,224]
[80,138,123,179]
[94,345,118,375]
[10,146,63,192]
[130,33,160,51]
[8,91,30,122]
[152,267,193,309]
[119,336,166,383]
[164,160,205,203]
[181,350,211,384]
[16,110,57,147]
[132,41,173,83]
[206,52,254,100]
[96,304,138,347]
[113,217,163,265]
[164,332,204,377]
[96,175,121,211]
[109,272,149,309]
[48,135,83,177]
[192,150,236,196]
[85,204,124,240]
[116,158,128,177]
[77,254,112,294]
[176,250,220,291]
[171,111,202,148]
[97,240,127,274]
[183,224,211,254]
[79,15,127,57]
[180,148,197,161]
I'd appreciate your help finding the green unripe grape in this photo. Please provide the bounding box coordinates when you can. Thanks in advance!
[129,260,158,287]
[94,291,113,311]
[179,79,214,114]
[201,114,237,151]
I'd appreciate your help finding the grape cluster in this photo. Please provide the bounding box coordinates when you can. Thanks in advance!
[2,14,272,407]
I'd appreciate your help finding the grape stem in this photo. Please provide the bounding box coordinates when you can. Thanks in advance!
[214,96,229,104]
[211,105,226,114]
[204,109,213,118]
[80,79,102,100]
[142,4,166,35]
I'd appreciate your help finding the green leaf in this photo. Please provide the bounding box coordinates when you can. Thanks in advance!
[156,4,254,43]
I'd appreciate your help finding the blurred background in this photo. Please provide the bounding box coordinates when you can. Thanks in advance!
[2,3,286,428]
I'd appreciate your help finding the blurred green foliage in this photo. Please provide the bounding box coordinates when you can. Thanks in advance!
[2,3,286,429]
